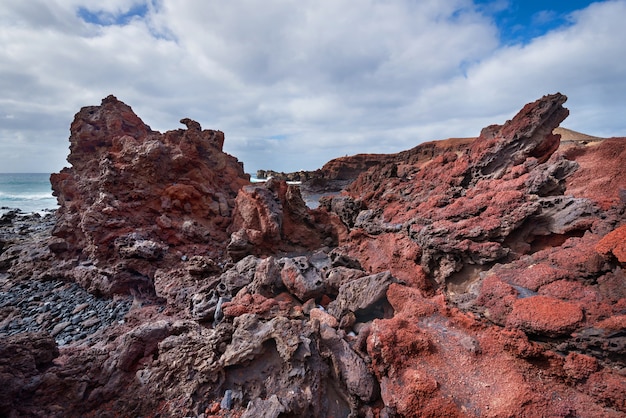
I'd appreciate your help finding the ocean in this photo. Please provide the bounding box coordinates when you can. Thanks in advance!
[0,173,58,215]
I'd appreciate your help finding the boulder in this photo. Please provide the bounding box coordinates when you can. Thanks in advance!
[318,324,379,402]
[280,256,326,301]
[327,271,396,321]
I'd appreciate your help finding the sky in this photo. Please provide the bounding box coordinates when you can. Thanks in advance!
[1,1,625,175]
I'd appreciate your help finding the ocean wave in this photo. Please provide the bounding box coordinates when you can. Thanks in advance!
[0,191,55,201]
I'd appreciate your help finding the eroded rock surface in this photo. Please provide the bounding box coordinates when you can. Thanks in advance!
[227,178,339,261]
[2,93,625,417]
[49,95,250,296]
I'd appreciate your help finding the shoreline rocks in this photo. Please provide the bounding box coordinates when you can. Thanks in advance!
[0,278,132,346]
[1,211,133,347]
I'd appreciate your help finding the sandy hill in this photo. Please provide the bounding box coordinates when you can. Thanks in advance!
[554,126,605,143]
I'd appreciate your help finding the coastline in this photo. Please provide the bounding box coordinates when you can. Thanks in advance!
[0,207,57,218]
[0,172,58,216]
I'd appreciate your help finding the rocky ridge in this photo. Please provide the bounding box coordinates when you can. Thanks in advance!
[0,93,625,417]
[259,127,600,199]
[258,137,476,200]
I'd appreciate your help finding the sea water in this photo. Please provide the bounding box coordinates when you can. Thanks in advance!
[0,173,58,215]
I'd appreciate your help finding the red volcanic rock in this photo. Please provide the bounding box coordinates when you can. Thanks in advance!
[6,93,626,417]
[366,280,626,417]
[563,352,598,381]
[475,273,519,325]
[221,291,280,318]
[49,95,250,295]
[468,93,568,176]
[596,224,626,263]
[347,232,428,289]
[565,137,626,209]
[385,283,437,319]
[506,263,572,291]
[491,327,544,359]
[0,332,59,416]
[585,372,626,412]
[227,177,340,260]
[263,137,476,198]
[331,137,476,191]
[595,314,626,331]
[319,137,475,180]
[506,295,583,337]
[116,320,173,372]
[344,93,577,286]
[319,153,393,181]
[325,94,626,416]
[309,307,339,328]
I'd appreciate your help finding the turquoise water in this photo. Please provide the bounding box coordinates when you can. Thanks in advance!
[0,173,58,214]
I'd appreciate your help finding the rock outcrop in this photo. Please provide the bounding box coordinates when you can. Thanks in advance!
[341,93,588,285]
[227,178,340,261]
[258,137,476,199]
[2,93,625,417]
[45,96,338,298]
[325,93,626,416]
[49,95,250,295]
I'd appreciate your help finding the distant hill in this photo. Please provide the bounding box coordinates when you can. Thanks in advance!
[554,127,605,143]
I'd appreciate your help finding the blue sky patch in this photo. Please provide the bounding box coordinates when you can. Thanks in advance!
[78,3,149,26]
[475,0,599,45]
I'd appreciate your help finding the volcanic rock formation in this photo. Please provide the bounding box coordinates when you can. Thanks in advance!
[47,95,250,296]
[47,95,335,298]
[1,93,625,417]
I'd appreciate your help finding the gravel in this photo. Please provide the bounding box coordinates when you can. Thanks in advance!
[0,278,132,346]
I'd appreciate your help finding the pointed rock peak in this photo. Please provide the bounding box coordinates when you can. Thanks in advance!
[498,93,569,143]
[102,94,121,105]
[180,118,202,131]
[468,93,570,180]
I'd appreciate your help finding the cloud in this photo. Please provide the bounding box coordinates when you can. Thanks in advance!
[144,0,499,170]
[0,0,624,174]
[415,1,626,136]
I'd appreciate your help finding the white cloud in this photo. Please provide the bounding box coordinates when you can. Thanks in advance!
[413,0,626,138]
[0,0,624,174]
